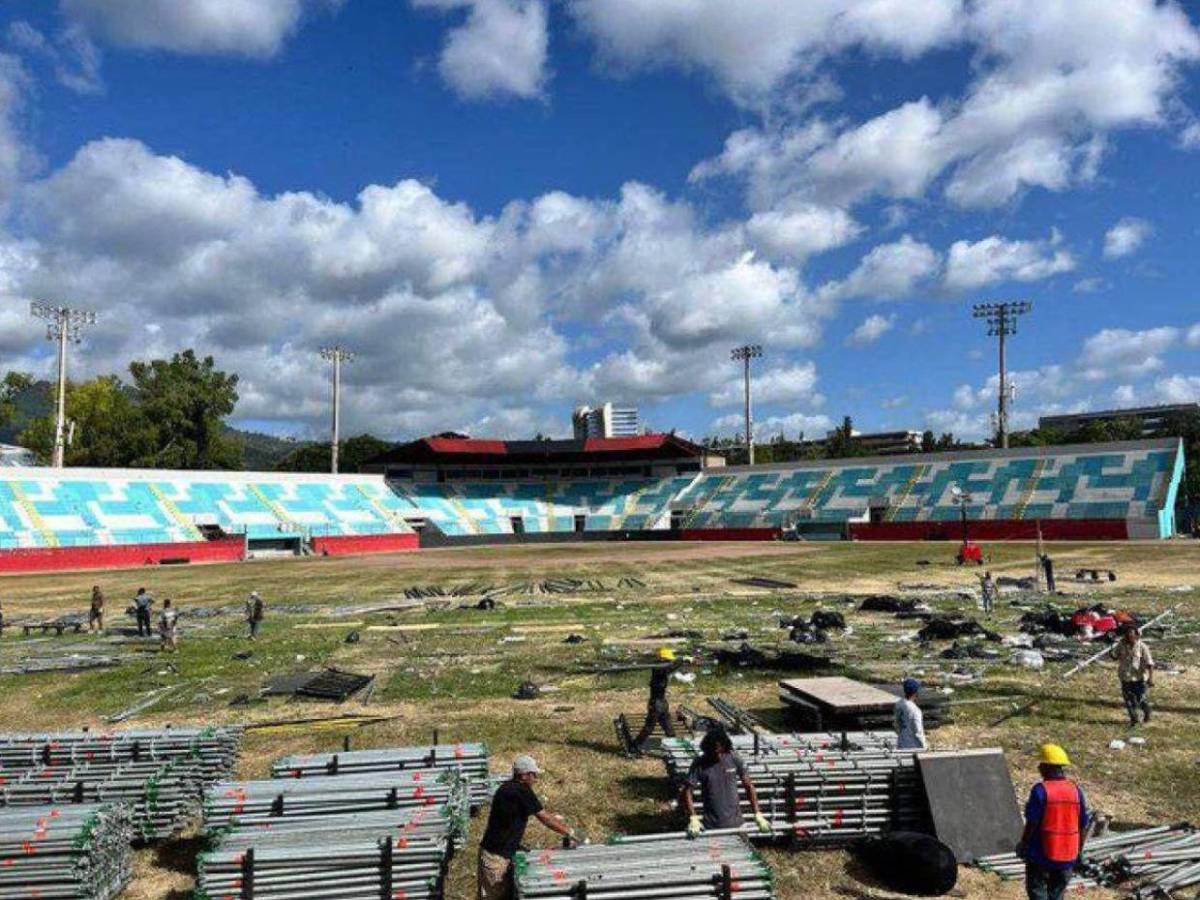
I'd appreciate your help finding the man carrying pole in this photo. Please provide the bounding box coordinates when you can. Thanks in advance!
[630,646,684,755]
[1016,743,1090,900]
[1110,624,1154,726]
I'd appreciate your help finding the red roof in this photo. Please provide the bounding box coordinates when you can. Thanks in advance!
[582,435,673,452]
[424,437,509,454]
[363,432,709,467]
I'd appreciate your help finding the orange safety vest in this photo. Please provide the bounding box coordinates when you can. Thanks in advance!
[1039,779,1081,864]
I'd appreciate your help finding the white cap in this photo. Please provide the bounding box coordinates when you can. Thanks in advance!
[250,591,260,598]
[513,754,541,775]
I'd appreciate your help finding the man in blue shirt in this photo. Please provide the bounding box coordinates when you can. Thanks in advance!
[1016,743,1090,900]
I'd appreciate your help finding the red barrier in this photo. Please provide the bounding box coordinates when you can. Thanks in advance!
[678,528,779,542]
[0,538,246,574]
[310,533,419,556]
[849,519,1129,541]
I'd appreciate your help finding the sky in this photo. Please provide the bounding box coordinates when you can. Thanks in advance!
[1,1,1200,445]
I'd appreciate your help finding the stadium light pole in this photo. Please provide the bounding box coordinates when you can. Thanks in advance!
[730,344,763,465]
[319,345,355,474]
[972,301,1031,449]
[30,302,97,468]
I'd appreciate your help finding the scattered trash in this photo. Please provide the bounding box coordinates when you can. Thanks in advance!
[1075,568,1117,583]
[1128,736,1147,746]
[232,650,253,660]
[344,630,361,644]
[1109,739,1127,750]
[673,671,696,684]
[1009,649,1045,669]
[919,616,1000,642]
[731,576,798,590]
[721,629,750,641]
[262,668,374,702]
[513,680,542,700]
[562,633,587,644]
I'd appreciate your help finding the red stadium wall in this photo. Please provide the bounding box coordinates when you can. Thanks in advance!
[0,537,246,574]
[849,519,1129,541]
[310,533,419,556]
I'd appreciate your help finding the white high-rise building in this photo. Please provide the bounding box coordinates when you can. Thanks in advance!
[572,402,641,439]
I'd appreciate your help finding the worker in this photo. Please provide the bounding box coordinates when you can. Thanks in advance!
[133,588,154,637]
[979,571,998,616]
[1041,554,1057,593]
[88,585,105,633]
[893,677,927,750]
[682,726,771,836]
[478,755,576,900]
[1016,744,1090,900]
[246,591,264,639]
[1110,624,1154,726]
[630,646,683,754]
[158,598,179,652]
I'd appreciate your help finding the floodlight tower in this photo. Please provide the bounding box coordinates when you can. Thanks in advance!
[730,344,763,465]
[319,345,356,474]
[972,301,1032,449]
[30,302,97,468]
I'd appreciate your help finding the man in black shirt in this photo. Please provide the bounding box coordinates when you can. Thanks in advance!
[631,647,683,755]
[478,754,576,900]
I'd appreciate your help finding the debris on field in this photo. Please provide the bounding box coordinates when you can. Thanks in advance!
[673,671,696,684]
[562,633,587,644]
[344,630,361,643]
[513,680,542,699]
[1009,649,1045,669]
[918,615,1000,642]
[731,576,798,590]
[1109,739,1127,750]
[262,668,374,701]
[1075,568,1117,582]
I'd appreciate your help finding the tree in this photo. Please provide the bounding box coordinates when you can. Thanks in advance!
[826,416,859,459]
[0,372,32,431]
[129,350,242,469]
[921,430,935,453]
[20,376,151,466]
[275,434,394,473]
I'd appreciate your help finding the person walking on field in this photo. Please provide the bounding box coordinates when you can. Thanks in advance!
[477,755,576,900]
[1040,554,1057,593]
[133,588,154,637]
[681,727,772,837]
[246,591,264,639]
[88,585,105,633]
[158,598,179,652]
[979,571,998,616]
[1016,743,1090,900]
[893,678,927,750]
[1111,624,1154,726]
[630,647,683,754]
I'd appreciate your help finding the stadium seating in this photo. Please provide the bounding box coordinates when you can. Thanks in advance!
[0,473,414,550]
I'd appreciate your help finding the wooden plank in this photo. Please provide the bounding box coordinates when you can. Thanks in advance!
[294,621,366,629]
[916,749,1022,863]
[363,623,444,632]
[778,676,898,713]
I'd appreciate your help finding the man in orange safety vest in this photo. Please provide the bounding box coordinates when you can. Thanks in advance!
[1015,743,1091,900]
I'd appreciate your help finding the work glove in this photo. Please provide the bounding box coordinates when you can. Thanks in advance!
[754,813,772,835]
[687,815,703,838]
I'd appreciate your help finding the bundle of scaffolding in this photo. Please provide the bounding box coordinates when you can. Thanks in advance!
[661,735,924,846]
[515,833,775,900]
[0,726,243,782]
[0,803,133,900]
[974,823,1200,896]
[196,806,458,900]
[0,756,211,840]
[271,742,491,807]
[203,768,471,845]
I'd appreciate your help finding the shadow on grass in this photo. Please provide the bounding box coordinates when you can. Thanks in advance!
[153,834,206,875]
[562,736,628,758]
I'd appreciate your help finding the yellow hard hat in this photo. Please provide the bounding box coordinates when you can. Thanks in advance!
[1039,743,1071,767]
[658,647,677,661]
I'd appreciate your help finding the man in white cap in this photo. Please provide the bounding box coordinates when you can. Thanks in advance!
[478,754,577,900]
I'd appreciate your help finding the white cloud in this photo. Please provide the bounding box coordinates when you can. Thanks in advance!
[943,231,1074,291]
[569,0,962,102]
[1150,374,1200,404]
[1103,217,1153,259]
[1073,277,1105,294]
[744,203,861,263]
[1187,323,1200,347]
[881,395,908,409]
[414,0,549,100]
[60,0,339,58]
[1112,384,1137,406]
[707,362,823,408]
[7,21,102,94]
[824,235,940,300]
[1182,122,1200,149]
[845,313,895,347]
[1078,326,1179,381]
[0,53,30,207]
[691,1,1200,210]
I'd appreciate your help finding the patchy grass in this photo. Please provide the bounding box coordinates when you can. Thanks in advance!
[1,540,1198,899]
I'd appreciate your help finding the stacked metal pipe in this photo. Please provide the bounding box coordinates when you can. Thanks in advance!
[661,733,923,846]
[203,768,471,844]
[271,741,491,807]
[515,833,775,900]
[0,803,133,900]
[974,823,1200,896]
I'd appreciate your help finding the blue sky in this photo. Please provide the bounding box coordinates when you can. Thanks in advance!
[1,0,1199,444]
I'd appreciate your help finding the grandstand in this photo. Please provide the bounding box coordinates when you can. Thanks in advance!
[0,436,1185,573]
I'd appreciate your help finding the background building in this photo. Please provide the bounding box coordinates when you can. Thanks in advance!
[799,429,923,456]
[573,403,641,439]
[1039,403,1200,436]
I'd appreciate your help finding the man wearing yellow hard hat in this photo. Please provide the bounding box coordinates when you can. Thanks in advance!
[1015,743,1091,900]
[629,646,685,755]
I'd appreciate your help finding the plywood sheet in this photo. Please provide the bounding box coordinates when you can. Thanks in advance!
[778,676,898,712]
[917,749,1022,863]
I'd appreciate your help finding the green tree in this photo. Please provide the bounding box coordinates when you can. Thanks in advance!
[0,372,33,430]
[129,350,242,469]
[826,416,859,458]
[920,429,935,453]
[20,376,150,466]
[274,434,394,473]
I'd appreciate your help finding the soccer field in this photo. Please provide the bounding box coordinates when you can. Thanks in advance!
[2,540,1198,899]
